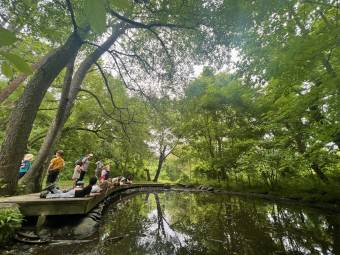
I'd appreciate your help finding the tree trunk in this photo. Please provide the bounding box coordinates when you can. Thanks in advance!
[19,58,76,192]
[311,161,328,182]
[144,169,151,181]
[0,32,83,195]
[19,23,128,193]
[153,155,165,182]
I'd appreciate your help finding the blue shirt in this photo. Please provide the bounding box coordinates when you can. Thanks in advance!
[19,160,31,173]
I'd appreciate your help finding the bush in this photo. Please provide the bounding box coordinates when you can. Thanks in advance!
[0,206,23,244]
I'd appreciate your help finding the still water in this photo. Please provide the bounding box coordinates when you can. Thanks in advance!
[9,191,340,254]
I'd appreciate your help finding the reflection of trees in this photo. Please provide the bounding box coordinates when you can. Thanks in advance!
[141,192,188,254]
[326,215,340,255]
[268,205,333,254]
[14,191,338,255]
[166,193,336,255]
[54,191,338,255]
[95,193,153,255]
[154,193,166,237]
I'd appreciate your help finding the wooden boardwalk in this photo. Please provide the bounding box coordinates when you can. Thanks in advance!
[0,183,169,216]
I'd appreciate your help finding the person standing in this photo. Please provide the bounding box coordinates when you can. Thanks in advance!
[18,154,34,179]
[95,160,104,179]
[72,161,83,186]
[46,150,65,185]
[77,153,93,181]
[100,165,110,182]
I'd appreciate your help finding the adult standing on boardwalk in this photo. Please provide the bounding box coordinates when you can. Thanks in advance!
[95,160,104,179]
[46,150,65,185]
[78,153,93,181]
[72,161,83,186]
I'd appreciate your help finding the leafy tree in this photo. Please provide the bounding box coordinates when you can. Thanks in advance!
[0,0,247,194]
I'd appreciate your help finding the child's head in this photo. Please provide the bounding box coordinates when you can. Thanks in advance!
[56,150,64,158]
[24,154,34,161]
[89,176,97,185]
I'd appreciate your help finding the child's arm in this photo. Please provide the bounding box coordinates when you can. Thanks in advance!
[47,161,53,171]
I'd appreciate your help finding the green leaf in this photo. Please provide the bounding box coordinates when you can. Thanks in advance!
[84,0,106,34]
[111,0,133,11]
[1,62,13,77]
[0,27,17,46]
[0,52,32,74]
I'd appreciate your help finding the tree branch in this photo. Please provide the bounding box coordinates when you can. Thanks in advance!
[79,88,115,119]
[63,126,108,140]
[94,61,127,110]
[109,9,194,30]
[65,0,78,32]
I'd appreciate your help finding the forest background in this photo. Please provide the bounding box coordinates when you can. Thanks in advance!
[0,0,340,203]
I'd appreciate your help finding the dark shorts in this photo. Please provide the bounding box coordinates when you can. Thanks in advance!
[47,170,60,184]
[77,170,86,181]
[18,172,26,179]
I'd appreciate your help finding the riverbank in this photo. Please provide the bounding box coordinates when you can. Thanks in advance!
[175,179,340,212]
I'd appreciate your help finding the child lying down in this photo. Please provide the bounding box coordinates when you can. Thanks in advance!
[40,177,101,198]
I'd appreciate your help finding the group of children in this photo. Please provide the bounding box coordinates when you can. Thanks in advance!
[19,150,103,185]
[40,175,133,199]
[18,150,133,199]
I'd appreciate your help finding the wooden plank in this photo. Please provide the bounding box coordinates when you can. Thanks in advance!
[0,183,169,216]
[0,202,19,210]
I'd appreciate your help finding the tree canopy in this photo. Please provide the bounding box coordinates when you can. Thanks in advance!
[0,0,339,198]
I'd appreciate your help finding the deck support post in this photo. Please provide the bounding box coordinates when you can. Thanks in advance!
[36,215,46,231]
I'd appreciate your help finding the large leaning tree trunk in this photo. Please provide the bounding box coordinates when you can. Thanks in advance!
[0,32,83,195]
[18,58,76,193]
[19,23,128,193]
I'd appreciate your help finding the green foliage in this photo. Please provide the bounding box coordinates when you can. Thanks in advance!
[0,0,339,201]
[109,0,133,12]
[0,27,17,46]
[0,27,32,77]
[0,52,32,74]
[0,206,23,244]
[84,0,106,34]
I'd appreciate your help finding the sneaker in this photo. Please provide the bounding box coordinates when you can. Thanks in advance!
[40,190,49,198]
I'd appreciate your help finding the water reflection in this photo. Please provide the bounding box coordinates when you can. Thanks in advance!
[136,193,191,253]
[95,191,340,255]
[9,191,340,255]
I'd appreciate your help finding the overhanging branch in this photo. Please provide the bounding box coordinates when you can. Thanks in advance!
[109,9,194,30]
[94,61,127,110]
[65,0,78,32]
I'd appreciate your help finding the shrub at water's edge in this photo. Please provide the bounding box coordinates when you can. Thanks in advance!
[0,206,23,244]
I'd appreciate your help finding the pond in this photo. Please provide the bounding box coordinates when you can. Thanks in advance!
[8,190,340,255]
